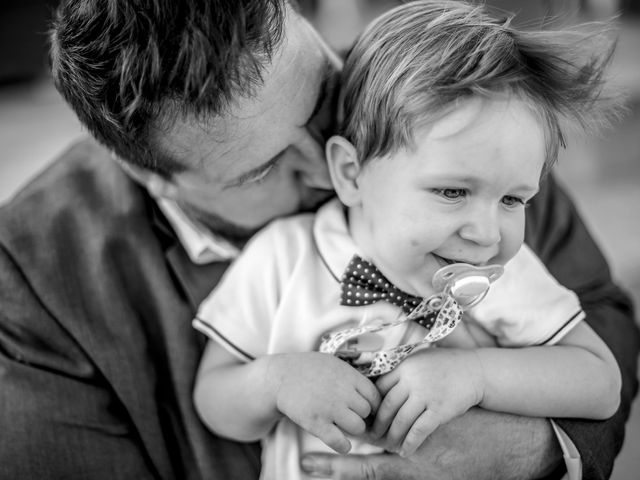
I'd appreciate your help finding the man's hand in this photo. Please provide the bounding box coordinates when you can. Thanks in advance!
[371,348,484,456]
[268,352,380,454]
[300,408,563,479]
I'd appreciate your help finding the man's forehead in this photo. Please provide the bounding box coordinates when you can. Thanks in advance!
[210,11,330,162]
[225,11,327,128]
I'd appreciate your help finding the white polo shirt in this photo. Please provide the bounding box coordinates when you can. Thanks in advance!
[192,198,584,480]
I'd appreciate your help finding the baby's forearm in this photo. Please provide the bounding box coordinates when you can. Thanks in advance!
[194,354,281,442]
[195,349,380,453]
[475,344,621,419]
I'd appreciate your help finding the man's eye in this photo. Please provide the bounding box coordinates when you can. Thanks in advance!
[237,158,281,187]
[502,195,526,207]
[247,164,275,184]
[433,188,466,199]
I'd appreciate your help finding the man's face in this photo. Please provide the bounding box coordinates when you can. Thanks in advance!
[348,96,546,297]
[155,7,340,241]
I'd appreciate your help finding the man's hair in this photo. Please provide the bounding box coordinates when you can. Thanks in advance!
[340,0,623,171]
[50,0,287,176]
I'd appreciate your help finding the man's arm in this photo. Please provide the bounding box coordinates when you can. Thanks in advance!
[300,174,639,480]
[525,174,640,480]
[302,408,563,480]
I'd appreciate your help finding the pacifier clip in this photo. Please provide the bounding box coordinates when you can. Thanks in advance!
[319,259,503,377]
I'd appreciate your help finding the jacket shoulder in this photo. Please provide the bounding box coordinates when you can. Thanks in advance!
[1,138,145,237]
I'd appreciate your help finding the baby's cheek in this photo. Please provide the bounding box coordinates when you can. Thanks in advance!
[496,228,525,264]
[501,241,524,265]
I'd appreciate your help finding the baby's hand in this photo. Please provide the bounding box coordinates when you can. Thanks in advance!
[371,348,484,457]
[267,352,380,454]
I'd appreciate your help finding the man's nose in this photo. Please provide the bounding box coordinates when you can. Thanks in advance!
[459,205,501,247]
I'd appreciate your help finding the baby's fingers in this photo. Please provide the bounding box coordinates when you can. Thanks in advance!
[335,408,368,437]
[356,378,382,414]
[349,385,378,420]
[371,386,406,439]
[385,398,424,452]
[398,408,440,457]
[314,423,352,455]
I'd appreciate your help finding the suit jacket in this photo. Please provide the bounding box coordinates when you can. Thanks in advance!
[0,139,260,479]
[0,138,637,479]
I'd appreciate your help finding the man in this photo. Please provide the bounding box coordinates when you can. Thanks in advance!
[0,1,637,479]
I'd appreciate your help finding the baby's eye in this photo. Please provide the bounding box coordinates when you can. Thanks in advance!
[502,195,526,207]
[433,188,467,200]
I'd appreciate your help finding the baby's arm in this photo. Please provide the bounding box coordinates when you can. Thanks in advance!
[193,341,381,454]
[371,321,620,457]
[477,320,621,418]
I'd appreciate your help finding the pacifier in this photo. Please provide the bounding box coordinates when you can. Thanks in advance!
[432,263,503,309]
[404,263,503,333]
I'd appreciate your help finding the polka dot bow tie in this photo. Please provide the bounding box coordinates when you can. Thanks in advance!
[340,255,435,328]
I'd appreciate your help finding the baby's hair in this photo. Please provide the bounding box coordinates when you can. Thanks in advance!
[340,0,624,171]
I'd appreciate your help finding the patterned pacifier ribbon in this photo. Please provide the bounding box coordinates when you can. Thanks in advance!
[321,255,503,377]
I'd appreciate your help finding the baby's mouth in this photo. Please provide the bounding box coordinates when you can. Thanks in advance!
[433,254,488,268]
[432,254,458,267]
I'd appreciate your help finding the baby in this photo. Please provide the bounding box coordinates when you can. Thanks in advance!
[192,2,622,479]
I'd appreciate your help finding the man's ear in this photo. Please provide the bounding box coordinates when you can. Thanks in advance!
[325,135,362,207]
[117,160,179,200]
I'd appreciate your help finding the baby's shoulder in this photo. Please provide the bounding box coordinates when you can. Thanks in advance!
[241,212,316,264]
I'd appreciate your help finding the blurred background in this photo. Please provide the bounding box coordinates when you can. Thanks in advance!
[1,1,638,478]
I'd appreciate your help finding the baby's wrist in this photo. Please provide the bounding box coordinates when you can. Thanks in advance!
[470,349,487,406]
[257,354,288,418]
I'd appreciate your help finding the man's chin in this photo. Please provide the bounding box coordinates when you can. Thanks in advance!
[179,191,335,247]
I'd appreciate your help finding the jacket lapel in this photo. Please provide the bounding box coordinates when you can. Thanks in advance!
[150,197,231,310]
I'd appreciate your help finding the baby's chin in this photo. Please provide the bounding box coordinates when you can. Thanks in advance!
[359,251,442,298]
[402,255,459,297]
[381,263,441,299]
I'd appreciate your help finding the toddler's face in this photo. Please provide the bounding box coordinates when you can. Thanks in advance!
[349,96,546,297]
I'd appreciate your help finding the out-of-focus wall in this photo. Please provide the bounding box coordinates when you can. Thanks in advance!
[0,1,60,84]
[0,1,638,479]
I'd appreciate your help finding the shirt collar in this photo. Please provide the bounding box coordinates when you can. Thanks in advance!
[155,197,240,264]
[157,194,356,269]
[313,198,364,281]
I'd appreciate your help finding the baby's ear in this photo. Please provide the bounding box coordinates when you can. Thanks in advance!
[325,135,362,207]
